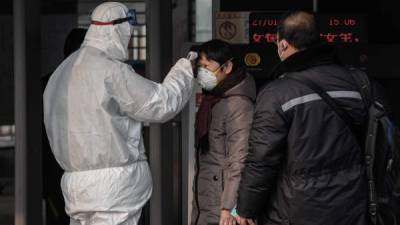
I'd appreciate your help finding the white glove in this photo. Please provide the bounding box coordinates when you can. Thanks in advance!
[186,51,198,62]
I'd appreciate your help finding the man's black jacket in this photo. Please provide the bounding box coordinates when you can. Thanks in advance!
[237,44,369,225]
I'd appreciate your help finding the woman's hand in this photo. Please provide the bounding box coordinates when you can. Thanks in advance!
[220,209,237,225]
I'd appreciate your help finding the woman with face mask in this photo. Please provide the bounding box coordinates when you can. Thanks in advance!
[192,39,256,225]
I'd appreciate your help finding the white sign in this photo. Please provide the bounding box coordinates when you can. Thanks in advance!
[215,12,250,44]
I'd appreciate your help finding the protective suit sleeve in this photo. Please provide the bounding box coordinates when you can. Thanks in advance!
[104,58,194,123]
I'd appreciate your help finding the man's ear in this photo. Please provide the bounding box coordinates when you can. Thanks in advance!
[280,39,289,51]
[223,61,233,75]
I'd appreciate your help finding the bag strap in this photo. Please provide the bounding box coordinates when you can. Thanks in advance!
[285,72,378,224]
[347,68,381,224]
[347,67,373,108]
[365,106,380,224]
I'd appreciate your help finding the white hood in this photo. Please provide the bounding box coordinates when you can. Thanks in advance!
[82,2,132,61]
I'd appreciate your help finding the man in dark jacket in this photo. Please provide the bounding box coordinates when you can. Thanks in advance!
[236,11,368,225]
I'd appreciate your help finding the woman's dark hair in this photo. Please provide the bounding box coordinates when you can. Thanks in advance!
[198,39,239,72]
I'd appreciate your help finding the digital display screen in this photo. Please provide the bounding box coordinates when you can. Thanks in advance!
[318,14,367,43]
[250,12,281,44]
[249,12,367,45]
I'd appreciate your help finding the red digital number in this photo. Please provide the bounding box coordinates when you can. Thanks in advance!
[343,19,356,26]
[252,19,278,27]
[329,18,357,26]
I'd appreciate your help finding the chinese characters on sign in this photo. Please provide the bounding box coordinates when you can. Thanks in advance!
[249,13,281,44]
[319,33,359,43]
[318,15,366,43]
[249,13,367,45]
[252,32,278,43]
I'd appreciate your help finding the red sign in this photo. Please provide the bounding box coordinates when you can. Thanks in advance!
[249,13,367,44]
[318,14,366,43]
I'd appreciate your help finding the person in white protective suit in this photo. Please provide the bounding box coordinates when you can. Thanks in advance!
[43,2,196,225]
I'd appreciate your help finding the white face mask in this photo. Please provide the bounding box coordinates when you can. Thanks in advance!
[197,67,218,91]
[277,49,283,61]
[277,41,284,61]
[196,58,233,91]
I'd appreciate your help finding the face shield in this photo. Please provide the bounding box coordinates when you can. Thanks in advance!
[91,9,138,26]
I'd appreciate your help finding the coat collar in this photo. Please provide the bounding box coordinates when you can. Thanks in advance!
[204,68,247,97]
[270,44,339,79]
